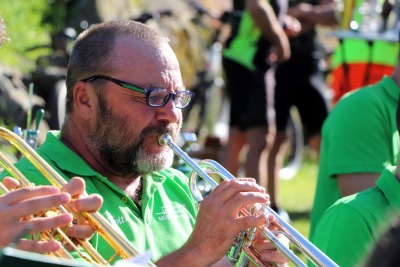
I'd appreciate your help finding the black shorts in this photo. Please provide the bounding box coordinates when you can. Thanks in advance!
[223,57,269,130]
[274,53,329,136]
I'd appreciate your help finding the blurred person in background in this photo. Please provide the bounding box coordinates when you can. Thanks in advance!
[309,30,400,239]
[311,91,400,266]
[221,0,290,218]
[266,0,337,218]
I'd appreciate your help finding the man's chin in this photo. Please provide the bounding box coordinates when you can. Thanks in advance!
[137,150,174,174]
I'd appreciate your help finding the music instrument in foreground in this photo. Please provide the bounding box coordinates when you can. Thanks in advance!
[0,126,155,266]
[160,134,339,267]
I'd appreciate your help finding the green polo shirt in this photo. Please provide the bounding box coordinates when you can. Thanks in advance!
[310,166,400,267]
[0,131,198,263]
[310,76,400,239]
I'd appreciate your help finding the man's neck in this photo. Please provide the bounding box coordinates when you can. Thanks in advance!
[109,176,143,208]
[61,121,143,207]
[61,121,119,180]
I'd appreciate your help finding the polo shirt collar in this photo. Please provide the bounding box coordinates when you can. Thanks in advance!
[377,166,400,210]
[38,131,107,178]
[380,76,400,102]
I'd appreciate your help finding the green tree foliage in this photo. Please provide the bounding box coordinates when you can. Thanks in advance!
[0,0,144,73]
[0,0,52,72]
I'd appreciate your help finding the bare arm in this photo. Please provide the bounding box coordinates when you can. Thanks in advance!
[337,173,380,197]
[246,0,291,63]
[288,2,339,27]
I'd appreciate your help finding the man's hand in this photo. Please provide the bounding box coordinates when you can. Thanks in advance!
[61,177,103,242]
[251,219,290,265]
[283,15,302,37]
[0,176,73,253]
[246,0,291,64]
[181,178,270,266]
[0,176,103,254]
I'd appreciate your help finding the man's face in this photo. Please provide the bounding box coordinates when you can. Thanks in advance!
[88,38,183,177]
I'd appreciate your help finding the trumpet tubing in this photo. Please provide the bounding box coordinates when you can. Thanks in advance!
[0,151,78,264]
[0,126,155,266]
[160,134,339,267]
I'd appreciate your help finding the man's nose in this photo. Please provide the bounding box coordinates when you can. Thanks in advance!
[154,98,181,123]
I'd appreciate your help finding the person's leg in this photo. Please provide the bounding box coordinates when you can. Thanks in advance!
[267,61,293,215]
[223,127,246,176]
[266,130,287,208]
[221,57,252,176]
[308,133,322,162]
[296,58,330,163]
[243,64,271,186]
[244,126,268,186]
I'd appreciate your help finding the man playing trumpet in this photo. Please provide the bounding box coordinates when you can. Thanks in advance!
[0,18,289,266]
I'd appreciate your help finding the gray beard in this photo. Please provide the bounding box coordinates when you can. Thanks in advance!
[91,123,177,177]
[135,143,175,175]
[89,93,179,177]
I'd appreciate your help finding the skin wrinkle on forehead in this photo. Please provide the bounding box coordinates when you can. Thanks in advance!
[112,37,184,93]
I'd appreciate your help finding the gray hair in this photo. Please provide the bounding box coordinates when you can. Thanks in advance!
[65,20,170,113]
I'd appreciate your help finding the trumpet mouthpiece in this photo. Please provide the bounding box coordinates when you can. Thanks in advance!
[158,134,172,146]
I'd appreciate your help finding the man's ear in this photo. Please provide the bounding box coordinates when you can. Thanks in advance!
[73,81,97,120]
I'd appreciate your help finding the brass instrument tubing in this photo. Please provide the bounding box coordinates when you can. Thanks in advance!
[160,134,339,267]
[0,126,156,266]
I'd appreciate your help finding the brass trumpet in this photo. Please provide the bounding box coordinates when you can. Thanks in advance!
[0,126,155,266]
[160,134,339,267]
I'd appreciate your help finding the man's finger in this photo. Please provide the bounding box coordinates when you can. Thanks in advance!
[1,186,61,206]
[17,239,62,254]
[9,193,71,220]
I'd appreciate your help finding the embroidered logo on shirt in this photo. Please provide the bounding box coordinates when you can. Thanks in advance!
[155,204,191,221]
[112,215,130,225]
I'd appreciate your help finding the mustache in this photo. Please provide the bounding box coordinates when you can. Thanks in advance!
[139,122,178,142]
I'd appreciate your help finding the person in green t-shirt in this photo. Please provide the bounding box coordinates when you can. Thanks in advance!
[311,165,400,267]
[1,19,290,266]
[310,48,400,240]
[310,94,400,266]
[309,73,400,239]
